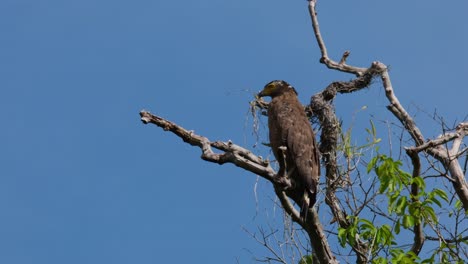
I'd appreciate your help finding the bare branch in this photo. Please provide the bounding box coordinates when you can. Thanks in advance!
[306,0,468,259]
[450,122,468,156]
[374,62,426,146]
[372,62,468,211]
[339,51,350,65]
[310,57,373,264]
[375,65,468,210]
[140,109,339,264]
[242,227,288,264]
[405,122,468,156]
[140,110,276,182]
[308,0,468,212]
[274,188,302,224]
[405,134,458,154]
[426,235,468,244]
[307,0,367,76]
[141,1,468,262]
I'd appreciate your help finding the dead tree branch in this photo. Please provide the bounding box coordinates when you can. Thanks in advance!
[378,61,468,210]
[307,0,468,212]
[140,110,275,181]
[141,1,466,263]
[308,0,367,76]
[140,110,338,264]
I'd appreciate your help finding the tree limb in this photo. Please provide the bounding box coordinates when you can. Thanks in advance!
[308,0,367,76]
[406,149,425,255]
[375,62,468,210]
[140,110,338,264]
[307,0,468,212]
[140,110,276,181]
[141,1,467,262]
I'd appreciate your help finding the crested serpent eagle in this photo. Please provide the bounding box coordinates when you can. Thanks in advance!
[258,80,320,219]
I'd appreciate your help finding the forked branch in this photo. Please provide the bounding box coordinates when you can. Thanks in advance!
[141,1,467,263]
[140,110,338,264]
[307,0,468,212]
[308,0,367,76]
[140,110,276,181]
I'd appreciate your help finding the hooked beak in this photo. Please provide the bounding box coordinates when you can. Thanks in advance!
[257,90,267,98]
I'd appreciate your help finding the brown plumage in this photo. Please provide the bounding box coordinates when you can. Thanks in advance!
[258,80,320,220]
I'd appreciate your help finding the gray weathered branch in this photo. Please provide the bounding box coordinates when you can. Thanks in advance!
[140,110,275,181]
[376,62,468,211]
[141,1,467,263]
[307,0,468,212]
[140,110,338,264]
[308,0,367,76]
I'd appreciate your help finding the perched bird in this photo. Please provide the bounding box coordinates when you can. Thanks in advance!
[258,80,320,220]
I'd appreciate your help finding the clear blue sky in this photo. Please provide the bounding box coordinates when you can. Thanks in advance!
[1,0,467,263]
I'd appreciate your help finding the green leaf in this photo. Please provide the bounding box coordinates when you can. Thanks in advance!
[394,220,401,234]
[433,188,448,202]
[372,257,387,264]
[388,192,401,213]
[337,227,347,248]
[408,202,421,219]
[359,218,374,229]
[298,255,313,264]
[422,205,437,223]
[376,224,393,246]
[395,196,408,215]
[388,177,397,193]
[421,254,435,264]
[442,252,449,262]
[399,171,412,186]
[411,175,426,190]
[367,156,378,173]
[428,197,442,208]
[359,218,376,240]
[389,248,405,258]
[402,215,415,228]
[379,176,390,194]
[370,120,377,137]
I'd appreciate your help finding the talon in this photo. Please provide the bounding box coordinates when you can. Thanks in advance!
[275,176,292,190]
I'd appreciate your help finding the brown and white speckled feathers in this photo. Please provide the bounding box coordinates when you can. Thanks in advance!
[258,80,320,220]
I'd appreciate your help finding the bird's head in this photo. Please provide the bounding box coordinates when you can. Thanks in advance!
[257,80,298,98]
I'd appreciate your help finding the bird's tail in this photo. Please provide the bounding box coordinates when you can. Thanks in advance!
[300,189,316,221]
